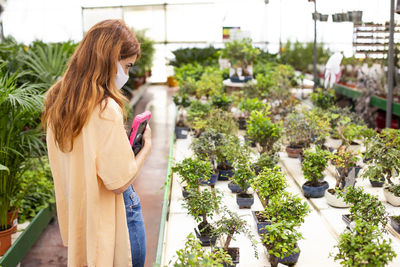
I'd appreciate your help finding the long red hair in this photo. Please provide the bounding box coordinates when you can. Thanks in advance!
[42,19,140,152]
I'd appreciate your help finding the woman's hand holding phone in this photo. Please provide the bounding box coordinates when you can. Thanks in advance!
[142,125,152,155]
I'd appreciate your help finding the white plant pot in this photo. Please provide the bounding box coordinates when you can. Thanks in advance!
[383,187,400,207]
[325,189,351,208]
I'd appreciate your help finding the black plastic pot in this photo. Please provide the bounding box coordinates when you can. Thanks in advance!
[390,216,400,234]
[252,211,271,235]
[194,228,217,246]
[236,193,254,209]
[302,181,329,198]
[218,165,234,181]
[230,76,252,83]
[238,117,247,130]
[277,245,301,266]
[175,126,189,139]
[369,177,385,187]
[201,172,218,186]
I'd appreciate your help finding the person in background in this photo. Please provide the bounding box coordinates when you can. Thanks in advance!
[42,19,151,267]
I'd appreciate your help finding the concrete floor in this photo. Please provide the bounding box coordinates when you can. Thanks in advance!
[20,85,175,267]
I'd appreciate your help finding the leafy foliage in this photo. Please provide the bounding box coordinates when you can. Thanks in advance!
[253,152,279,173]
[341,186,389,230]
[14,156,55,223]
[195,68,224,98]
[183,188,222,225]
[251,167,287,206]
[231,153,255,194]
[301,146,331,185]
[246,110,282,154]
[284,111,314,149]
[331,147,359,188]
[310,88,336,110]
[172,157,212,191]
[130,29,155,77]
[171,233,232,267]
[211,94,232,111]
[174,63,205,84]
[333,220,396,267]
[170,46,220,68]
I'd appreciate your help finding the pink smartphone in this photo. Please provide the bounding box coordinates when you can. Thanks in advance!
[129,111,151,155]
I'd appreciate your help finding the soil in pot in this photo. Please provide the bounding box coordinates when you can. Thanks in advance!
[0,224,17,256]
[195,222,217,246]
[302,181,329,198]
[325,189,350,208]
[390,216,400,234]
[286,146,303,158]
[252,211,271,235]
[236,193,254,209]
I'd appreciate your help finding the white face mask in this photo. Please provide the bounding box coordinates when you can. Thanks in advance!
[115,62,129,89]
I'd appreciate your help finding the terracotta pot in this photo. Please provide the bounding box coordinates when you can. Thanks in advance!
[7,207,18,234]
[286,146,303,158]
[0,224,17,256]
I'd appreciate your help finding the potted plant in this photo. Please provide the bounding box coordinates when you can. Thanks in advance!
[0,68,45,255]
[251,166,286,207]
[340,186,389,231]
[215,134,242,181]
[304,108,332,147]
[252,152,279,175]
[310,88,336,109]
[332,220,396,267]
[237,98,265,129]
[284,111,314,158]
[183,188,222,246]
[173,93,191,139]
[362,128,400,205]
[172,157,213,197]
[246,109,282,155]
[211,208,258,266]
[220,38,260,82]
[211,94,233,112]
[263,221,303,267]
[193,109,238,138]
[301,146,331,198]
[230,154,255,208]
[171,232,233,266]
[390,215,400,234]
[186,100,211,137]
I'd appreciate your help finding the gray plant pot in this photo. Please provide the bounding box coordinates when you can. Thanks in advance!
[236,193,254,209]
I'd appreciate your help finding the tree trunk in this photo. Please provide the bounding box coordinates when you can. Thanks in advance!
[268,254,279,267]
[202,213,207,225]
[224,235,233,251]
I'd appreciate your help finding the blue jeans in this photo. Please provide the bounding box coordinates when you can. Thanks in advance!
[123,185,146,267]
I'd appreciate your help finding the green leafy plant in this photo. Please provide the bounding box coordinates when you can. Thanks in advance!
[362,128,400,185]
[310,88,336,109]
[231,153,255,194]
[260,191,310,225]
[174,63,204,84]
[332,219,396,267]
[186,100,211,132]
[211,208,257,257]
[215,134,242,170]
[387,184,400,197]
[238,97,265,118]
[130,29,155,77]
[331,147,359,189]
[301,146,331,186]
[263,221,303,267]
[183,188,222,234]
[172,157,213,191]
[195,67,224,98]
[171,232,232,267]
[170,46,220,68]
[304,108,332,146]
[253,152,279,174]
[340,186,389,229]
[201,109,238,136]
[0,66,45,229]
[211,94,232,111]
[246,109,282,154]
[251,166,287,206]
[14,156,55,223]
[284,111,314,149]
[191,130,221,168]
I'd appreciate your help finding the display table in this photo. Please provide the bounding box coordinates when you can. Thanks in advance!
[223,79,257,94]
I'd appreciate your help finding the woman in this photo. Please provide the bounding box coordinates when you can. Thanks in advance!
[42,19,151,267]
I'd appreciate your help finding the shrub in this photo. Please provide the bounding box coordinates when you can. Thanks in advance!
[172,157,213,191]
[251,167,287,206]
[301,146,331,186]
[310,88,336,109]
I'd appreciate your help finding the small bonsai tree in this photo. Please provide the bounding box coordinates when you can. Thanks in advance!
[210,94,233,111]
[211,208,258,258]
[251,166,287,206]
[203,109,238,136]
[215,134,242,171]
[362,128,400,185]
[304,108,332,146]
[246,109,282,154]
[284,111,314,150]
[238,97,265,119]
[331,147,359,189]
[340,186,389,230]
[333,220,396,267]
[231,153,255,195]
[310,88,336,110]
[171,232,233,267]
[260,191,311,225]
[263,221,303,267]
[196,68,224,98]
[183,188,222,234]
[301,146,331,187]
[172,157,213,192]
[252,152,279,174]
